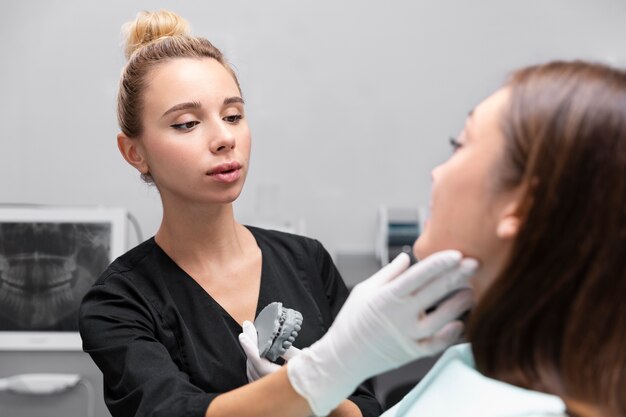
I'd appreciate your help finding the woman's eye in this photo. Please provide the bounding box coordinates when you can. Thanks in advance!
[449,136,463,152]
[224,114,243,123]
[170,121,199,131]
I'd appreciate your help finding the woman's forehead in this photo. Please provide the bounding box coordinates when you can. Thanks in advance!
[473,88,510,123]
[144,58,241,109]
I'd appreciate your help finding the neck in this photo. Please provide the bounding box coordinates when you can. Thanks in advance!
[155,198,248,266]
[472,240,513,299]
[565,399,603,417]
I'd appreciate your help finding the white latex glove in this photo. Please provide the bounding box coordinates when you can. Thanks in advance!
[287,250,477,416]
[239,320,281,382]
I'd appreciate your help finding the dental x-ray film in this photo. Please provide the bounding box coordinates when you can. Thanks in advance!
[0,206,126,350]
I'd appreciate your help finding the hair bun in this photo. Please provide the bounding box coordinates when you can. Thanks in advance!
[122,10,190,59]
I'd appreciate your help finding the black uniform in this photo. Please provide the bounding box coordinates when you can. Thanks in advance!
[79,226,382,417]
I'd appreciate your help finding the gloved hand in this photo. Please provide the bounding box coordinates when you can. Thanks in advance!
[239,320,281,382]
[287,250,477,416]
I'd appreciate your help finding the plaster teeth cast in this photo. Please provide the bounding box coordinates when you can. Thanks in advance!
[255,302,303,361]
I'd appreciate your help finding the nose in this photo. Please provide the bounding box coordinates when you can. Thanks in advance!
[210,122,236,153]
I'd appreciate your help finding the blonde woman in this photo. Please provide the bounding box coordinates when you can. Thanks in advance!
[79,10,476,417]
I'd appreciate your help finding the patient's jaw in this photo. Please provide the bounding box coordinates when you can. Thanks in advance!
[564,398,604,417]
[413,88,521,300]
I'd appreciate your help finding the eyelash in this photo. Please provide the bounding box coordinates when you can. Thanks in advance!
[449,136,463,152]
[170,114,243,131]
[171,121,199,131]
[224,114,243,123]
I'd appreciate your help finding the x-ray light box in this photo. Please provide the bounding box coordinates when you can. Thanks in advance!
[0,205,126,350]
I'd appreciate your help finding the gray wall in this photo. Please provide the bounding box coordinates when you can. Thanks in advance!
[1,1,625,416]
[2,0,625,255]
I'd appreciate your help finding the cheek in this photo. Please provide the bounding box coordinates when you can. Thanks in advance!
[412,210,462,260]
[149,146,187,171]
[240,128,252,154]
[144,140,199,183]
[413,165,497,260]
[241,137,252,160]
[412,164,463,258]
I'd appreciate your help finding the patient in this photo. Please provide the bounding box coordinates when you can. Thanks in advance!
[395,60,626,417]
[241,60,626,417]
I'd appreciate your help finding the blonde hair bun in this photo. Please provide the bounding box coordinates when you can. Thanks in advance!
[122,10,190,59]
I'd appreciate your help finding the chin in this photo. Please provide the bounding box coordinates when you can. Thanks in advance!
[217,191,243,205]
[218,182,247,202]
[412,235,432,261]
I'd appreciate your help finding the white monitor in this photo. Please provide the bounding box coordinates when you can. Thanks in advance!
[0,206,127,351]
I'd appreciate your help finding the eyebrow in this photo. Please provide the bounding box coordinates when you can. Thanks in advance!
[462,109,475,140]
[224,96,245,106]
[160,97,244,119]
[161,101,202,118]
[464,109,475,128]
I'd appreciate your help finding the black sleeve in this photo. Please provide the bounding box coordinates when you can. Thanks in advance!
[79,274,215,417]
[313,240,383,417]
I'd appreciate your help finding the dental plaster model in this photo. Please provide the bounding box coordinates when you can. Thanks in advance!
[254,302,303,361]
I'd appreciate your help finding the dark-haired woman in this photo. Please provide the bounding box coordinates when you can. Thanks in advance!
[384,61,626,417]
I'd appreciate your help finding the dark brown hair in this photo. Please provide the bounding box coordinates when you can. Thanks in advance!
[117,11,240,182]
[468,61,626,416]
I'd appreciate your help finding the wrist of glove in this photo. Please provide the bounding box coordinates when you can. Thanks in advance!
[287,250,477,416]
[239,320,302,382]
[239,321,281,382]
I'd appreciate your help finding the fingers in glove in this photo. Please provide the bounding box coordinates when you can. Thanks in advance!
[239,332,262,360]
[240,332,282,381]
[281,346,302,361]
[247,362,262,381]
[242,320,259,344]
[410,288,474,339]
[410,258,478,312]
[364,252,411,288]
[386,250,464,298]
[415,320,465,356]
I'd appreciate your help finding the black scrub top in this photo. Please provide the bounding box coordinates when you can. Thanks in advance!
[79,226,382,417]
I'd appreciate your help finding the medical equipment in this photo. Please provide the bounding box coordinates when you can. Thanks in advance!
[0,205,127,351]
[376,206,421,266]
[0,373,80,395]
[0,373,95,417]
[255,302,303,361]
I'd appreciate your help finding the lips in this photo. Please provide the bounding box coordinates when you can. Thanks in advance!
[207,161,243,183]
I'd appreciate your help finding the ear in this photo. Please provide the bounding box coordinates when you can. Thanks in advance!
[117,133,149,175]
[496,201,521,240]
